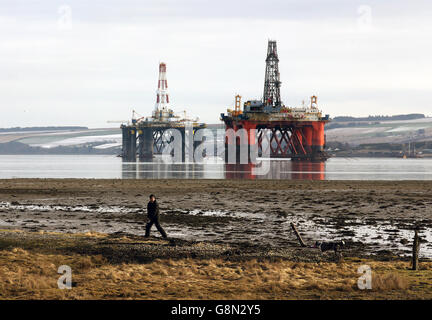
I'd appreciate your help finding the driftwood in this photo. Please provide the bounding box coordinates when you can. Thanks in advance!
[412,229,420,271]
[290,222,306,247]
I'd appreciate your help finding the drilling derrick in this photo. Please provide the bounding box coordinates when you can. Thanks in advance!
[263,40,281,108]
[156,62,169,107]
[221,40,330,162]
[153,63,173,121]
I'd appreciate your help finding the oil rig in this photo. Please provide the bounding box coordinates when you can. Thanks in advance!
[221,40,330,161]
[121,62,206,161]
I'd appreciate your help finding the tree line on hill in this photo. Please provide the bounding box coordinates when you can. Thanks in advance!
[332,114,425,122]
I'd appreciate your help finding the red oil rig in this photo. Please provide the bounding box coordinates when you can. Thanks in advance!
[221,40,330,161]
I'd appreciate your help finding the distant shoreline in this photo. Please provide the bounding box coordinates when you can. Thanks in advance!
[0,126,88,133]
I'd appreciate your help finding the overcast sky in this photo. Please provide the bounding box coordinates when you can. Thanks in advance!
[1,0,431,128]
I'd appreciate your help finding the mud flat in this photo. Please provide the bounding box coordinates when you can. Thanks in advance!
[0,179,431,258]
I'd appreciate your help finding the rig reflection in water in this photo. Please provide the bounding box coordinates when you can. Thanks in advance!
[121,158,325,180]
[225,161,325,180]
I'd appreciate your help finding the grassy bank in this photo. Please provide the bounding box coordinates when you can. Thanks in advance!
[0,230,431,300]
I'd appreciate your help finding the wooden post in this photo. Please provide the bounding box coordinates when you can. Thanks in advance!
[412,229,420,271]
[290,222,306,247]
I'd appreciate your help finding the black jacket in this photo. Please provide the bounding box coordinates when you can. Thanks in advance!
[147,201,160,219]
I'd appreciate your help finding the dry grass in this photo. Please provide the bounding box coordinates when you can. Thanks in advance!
[1,248,431,300]
[373,273,410,291]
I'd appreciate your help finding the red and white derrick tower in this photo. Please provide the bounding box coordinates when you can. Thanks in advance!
[152,62,173,120]
[156,62,169,108]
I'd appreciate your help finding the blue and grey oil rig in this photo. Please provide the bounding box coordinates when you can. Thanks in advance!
[121,63,206,161]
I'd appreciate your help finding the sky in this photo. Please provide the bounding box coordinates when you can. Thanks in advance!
[1,0,431,128]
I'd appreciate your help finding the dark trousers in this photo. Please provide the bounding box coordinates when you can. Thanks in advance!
[145,216,167,238]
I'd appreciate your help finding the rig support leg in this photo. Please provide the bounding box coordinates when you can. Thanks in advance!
[122,126,136,161]
[124,128,137,162]
[139,128,153,160]
[122,126,129,159]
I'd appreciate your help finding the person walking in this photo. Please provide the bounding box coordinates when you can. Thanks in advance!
[145,194,167,238]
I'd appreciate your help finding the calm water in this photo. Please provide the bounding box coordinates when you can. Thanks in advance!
[0,155,432,180]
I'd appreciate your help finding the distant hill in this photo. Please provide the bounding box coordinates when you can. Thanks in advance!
[0,126,88,133]
[325,114,432,146]
[332,114,425,122]
[205,123,225,129]
[0,141,118,155]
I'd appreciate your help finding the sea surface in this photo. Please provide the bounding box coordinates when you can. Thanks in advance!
[0,155,432,180]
